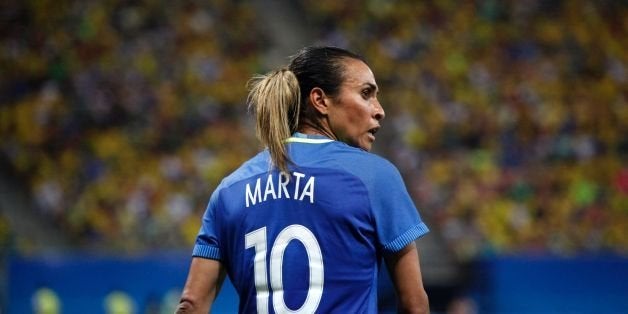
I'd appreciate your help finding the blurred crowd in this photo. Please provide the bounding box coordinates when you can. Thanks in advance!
[1,0,627,260]
[1,0,266,252]
[298,0,628,260]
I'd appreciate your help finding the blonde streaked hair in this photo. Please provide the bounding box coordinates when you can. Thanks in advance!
[247,69,301,174]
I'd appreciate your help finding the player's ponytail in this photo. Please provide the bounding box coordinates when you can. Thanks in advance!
[247,69,301,174]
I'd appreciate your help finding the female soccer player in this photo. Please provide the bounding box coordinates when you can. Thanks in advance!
[176,46,430,313]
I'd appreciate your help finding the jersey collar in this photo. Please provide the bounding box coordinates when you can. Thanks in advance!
[285,132,334,144]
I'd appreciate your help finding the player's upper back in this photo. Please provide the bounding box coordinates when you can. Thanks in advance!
[200,133,426,313]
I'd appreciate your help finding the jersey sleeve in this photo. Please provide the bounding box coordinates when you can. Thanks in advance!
[369,159,429,254]
[192,187,222,260]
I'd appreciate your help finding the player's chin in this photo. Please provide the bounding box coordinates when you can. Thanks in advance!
[359,137,374,151]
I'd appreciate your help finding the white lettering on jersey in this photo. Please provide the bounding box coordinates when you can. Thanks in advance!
[263,173,277,201]
[246,177,262,207]
[245,171,315,207]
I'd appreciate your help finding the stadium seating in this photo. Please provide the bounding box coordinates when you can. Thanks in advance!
[1,0,627,261]
[295,0,628,260]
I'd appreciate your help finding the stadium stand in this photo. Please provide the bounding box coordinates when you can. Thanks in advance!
[1,0,267,252]
[1,0,626,262]
[1,0,627,312]
[296,0,628,260]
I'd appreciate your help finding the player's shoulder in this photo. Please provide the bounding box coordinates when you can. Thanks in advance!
[214,150,270,192]
[327,142,401,179]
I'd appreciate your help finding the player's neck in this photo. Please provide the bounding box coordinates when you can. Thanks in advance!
[297,120,336,141]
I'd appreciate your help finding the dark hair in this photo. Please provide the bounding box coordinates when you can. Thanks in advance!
[289,46,367,106]
[247,46,366,173]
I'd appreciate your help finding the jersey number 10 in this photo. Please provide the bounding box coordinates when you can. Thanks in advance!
[245,224,324,313]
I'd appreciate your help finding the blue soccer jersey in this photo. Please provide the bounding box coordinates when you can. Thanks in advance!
[193,133,429,313]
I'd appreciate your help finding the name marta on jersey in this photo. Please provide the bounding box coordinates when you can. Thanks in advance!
[245,171,315,207]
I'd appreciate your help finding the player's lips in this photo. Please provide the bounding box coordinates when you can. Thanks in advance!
[367,126,380,140]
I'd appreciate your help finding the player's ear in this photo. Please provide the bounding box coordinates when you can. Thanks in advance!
[308,87,330,115]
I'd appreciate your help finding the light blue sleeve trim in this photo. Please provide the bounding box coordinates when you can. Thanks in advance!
[382,222,430,253]
[192,244,221,260]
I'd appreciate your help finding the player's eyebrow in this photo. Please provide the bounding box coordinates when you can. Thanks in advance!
[364,82,379,93]
[360,82,377,90]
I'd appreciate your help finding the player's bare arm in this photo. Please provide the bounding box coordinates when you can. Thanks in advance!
[176,257,225,314]
[386,242,430,314]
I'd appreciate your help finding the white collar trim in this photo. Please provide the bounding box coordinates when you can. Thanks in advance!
[285,137,333,144]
